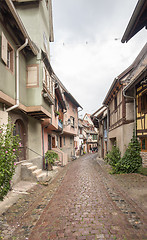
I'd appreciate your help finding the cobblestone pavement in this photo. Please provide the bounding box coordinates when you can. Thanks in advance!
[0,154,147,240]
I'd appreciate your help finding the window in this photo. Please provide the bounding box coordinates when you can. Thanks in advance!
[1,32,14,73]
[55,98,57,111]
[70,116,75,127]
[114,95,117,110]
[138,93,147,113]
[43,65,55,98]
[60,136,62,148]
[70,137,72,144]
[141,138,147,152]
[141,93,147,113]
[92,135,97,140]
[27,64,39,87]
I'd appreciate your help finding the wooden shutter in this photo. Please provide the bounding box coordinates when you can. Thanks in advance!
[27,65,39,87]
[1,32,7,65]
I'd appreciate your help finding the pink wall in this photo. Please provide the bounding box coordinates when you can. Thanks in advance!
[63,98,78,135]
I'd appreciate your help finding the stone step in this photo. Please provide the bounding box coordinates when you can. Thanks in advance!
[33,168,42,176]
[28,165,37,171]
[22,162,33,167]
[37,172,51,182]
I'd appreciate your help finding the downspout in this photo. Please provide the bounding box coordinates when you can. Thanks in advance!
[106,105,109,153]
[102,105,109,155]
[123,86,136,134]
[6,39,28,112]
[42,118,52,169]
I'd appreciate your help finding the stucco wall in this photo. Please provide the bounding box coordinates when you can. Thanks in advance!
[0,28,16,100]
[62,134,75,160]
[27,117,42,159]
[15,0,50,56]
[63,97,78,135]
[0,110,8,125]
[126,102,134,121]
[108,122,135,156]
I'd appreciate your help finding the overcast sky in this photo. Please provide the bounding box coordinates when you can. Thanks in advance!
[50,0,147,117]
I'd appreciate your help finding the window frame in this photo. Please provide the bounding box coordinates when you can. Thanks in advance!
[141,138,147,152]
[114,95,117,111]
[70,116,75,128]
[1,32,14,73]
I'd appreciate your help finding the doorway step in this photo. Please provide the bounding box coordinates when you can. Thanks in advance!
[52,148,68,166]
[21,162,52,182]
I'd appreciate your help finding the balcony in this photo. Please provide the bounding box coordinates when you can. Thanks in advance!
[43,82,54,105]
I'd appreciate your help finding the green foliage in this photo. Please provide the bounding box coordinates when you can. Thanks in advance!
[0,121,20,201]
[115,130,142,173]
[105,144,121,170]
[138,166,147,176]
[45,150,59,165]
[107,130,142,174]
[55,110,60,116]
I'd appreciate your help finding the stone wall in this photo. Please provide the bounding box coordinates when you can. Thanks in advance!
[140,152,147,167]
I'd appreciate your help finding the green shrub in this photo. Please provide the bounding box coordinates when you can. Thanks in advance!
[45,150,59,166]
[0,121,20,201]
[105,144,121,170]
[113,130,142,174]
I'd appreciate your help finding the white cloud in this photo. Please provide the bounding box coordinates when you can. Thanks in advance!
[51,0,147,115]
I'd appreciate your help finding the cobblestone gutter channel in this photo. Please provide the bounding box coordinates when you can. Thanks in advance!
[97,158,147,232]
[0,166,69,240]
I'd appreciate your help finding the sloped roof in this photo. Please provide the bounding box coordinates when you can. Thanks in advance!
[121,0,147,43]
[103,43,147,105]
[0,0,38,55]
[64,91,82,108]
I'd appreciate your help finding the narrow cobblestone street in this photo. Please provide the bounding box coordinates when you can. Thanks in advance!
[0,154,147,240]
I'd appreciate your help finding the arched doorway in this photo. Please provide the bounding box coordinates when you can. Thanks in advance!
[13,119,26,161]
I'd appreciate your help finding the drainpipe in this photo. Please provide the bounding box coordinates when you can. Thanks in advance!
[106,105,109,153]
[123,86,136,134]
[6,39,28,112]
[42,118,52,169]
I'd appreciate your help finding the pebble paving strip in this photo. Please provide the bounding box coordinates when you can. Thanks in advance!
[0,155,147,240]
[97,159,147,236]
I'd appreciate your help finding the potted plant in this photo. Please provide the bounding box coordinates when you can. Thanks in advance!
[45,150,59,171]
[55,110,60,116]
